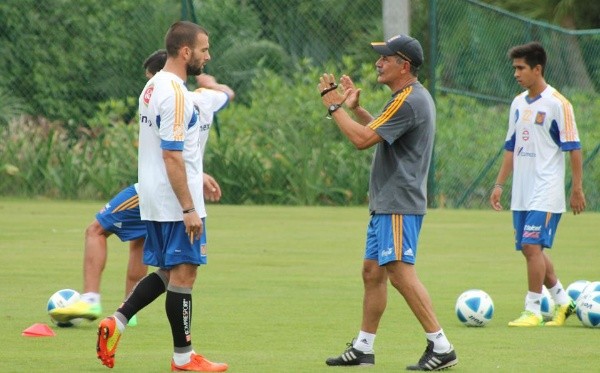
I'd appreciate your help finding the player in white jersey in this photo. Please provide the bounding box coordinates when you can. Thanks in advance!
[96,22,229,372]
[490,41,586,327]
[49,51,230,328]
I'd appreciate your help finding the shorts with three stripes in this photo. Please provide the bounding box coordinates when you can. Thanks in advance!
[95,185,146,242]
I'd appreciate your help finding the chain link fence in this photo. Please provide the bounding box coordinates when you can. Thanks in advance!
[427,0,600,209]
[1,0,599,209]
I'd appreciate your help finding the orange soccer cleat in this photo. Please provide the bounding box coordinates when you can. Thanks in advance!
[96,316,122,368]
[171,353,228,372]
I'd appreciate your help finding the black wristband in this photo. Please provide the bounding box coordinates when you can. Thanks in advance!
[320,84,338,97]
[183,207,196,214]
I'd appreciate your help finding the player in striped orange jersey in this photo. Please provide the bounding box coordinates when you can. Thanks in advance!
[319,34,457,371]
[96,22,230,371]
[49,50,226,328]
[490,41,586,327]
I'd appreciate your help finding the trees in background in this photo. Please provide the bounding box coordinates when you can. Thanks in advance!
[0,0,382,125]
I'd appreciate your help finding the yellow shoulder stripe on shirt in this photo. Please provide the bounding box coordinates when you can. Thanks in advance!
[551,90,576,142]
[368,86,412,130]
[171,80,185,142]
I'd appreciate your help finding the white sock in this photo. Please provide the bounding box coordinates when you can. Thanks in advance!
[81,292,100,305]
[172,351,194,366]
[525,291,542,315]
[426,329,452,353]
[353,331,375,353]
[548,280,570,305]
[113,315,126,333]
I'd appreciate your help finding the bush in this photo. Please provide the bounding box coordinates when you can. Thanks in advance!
[2,62,599,210]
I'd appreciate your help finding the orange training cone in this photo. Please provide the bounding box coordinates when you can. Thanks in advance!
[22,323,56,337]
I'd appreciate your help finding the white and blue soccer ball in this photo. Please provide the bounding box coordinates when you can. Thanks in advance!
[581,281,600,298]
[566,280,590,303]
[540,286,555,322]
[47,289,82,327]
[576,291,600,328]
[455,289,494,327]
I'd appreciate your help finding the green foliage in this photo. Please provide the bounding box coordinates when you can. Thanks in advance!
[0,87,26,126]
[482,0,600,29]
[205,61,382,205]
[0,0,177,126]
[217,39,292,105]
[0,0,383,127]
[245,0,382,65]
[0,99,138,199]
[2,61,600,210]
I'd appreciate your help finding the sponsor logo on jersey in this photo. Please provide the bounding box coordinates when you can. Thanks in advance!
[535,111,546,125]
[143,84,155,106]
[517,147,536,157]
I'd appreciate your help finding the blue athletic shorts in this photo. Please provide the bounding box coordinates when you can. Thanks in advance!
[95,185,146,242]
[512,210,561,250]
[365,214,423,265]
[143,218,207,269]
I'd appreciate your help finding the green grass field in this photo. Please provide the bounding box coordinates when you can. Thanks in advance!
[1,198,598,372]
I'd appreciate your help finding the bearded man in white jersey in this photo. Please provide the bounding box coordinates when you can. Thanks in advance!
[490,41,586,327]
[96,21,229,372]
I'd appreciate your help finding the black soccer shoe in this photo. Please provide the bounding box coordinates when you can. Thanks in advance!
[325,340,375,366]
[406,340,458,371]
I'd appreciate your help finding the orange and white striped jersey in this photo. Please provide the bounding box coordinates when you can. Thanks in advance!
[137,71,227,222]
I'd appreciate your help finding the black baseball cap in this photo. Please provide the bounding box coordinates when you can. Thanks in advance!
[371,34,424,67]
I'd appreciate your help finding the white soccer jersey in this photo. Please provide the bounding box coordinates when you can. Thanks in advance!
[137,71,228,221]
[504,85,580,213]
[190,87,229,158]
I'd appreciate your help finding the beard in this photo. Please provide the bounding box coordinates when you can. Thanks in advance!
[186,62,203,76]
[186,49,204,76]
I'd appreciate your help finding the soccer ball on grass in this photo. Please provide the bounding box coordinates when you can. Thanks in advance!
[47,288,82,327]
[455,289,494,327]
[581,281,600,298]
[566,280,590,303]
[576,291,600,328]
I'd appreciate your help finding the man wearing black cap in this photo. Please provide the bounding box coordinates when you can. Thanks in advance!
[318,34,458,371]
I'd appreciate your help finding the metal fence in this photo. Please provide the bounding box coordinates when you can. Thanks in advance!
[426,0,600,209]
[1,0,599,209]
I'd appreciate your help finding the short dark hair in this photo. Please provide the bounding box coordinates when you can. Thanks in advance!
[508,41,547,76]
[164,21,208,57]
[394,55,420,76]
[143,49,167,75]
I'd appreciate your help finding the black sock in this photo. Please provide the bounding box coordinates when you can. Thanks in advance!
[117,272,166,320]
[166,285,193,349]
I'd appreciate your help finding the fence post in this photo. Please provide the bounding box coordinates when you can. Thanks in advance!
[427,0,438,208]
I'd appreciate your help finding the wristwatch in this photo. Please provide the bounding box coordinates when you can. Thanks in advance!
[327,103,342,117]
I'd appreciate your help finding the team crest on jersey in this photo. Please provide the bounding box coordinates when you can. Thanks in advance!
[534,111,546,125]
[142,84,155,106]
